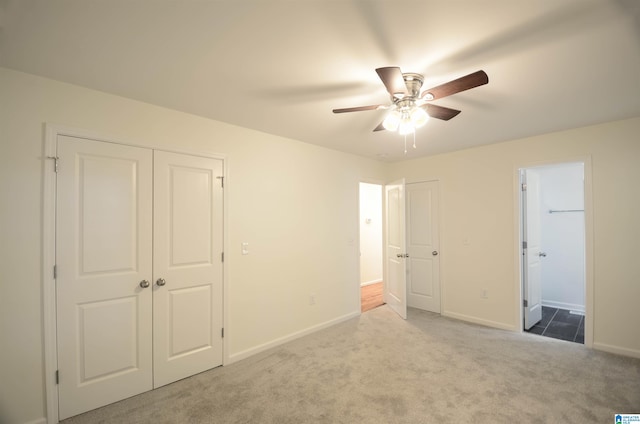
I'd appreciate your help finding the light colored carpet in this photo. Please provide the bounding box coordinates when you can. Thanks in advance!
[63,306,640,423]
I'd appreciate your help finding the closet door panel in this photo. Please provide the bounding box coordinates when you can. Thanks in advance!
[56,136,153,420]
[153,151,224,387]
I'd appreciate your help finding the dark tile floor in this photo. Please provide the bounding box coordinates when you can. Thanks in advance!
[526,306,584,344]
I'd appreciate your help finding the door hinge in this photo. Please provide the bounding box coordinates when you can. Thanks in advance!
[221,252,224,263]
[521,183,527,191]
[47,156,59,173]
[221,328,224,338]
[523,299,528,307]
[217,176,224,188]
[55,370,59,384]
[522,241,527,249]
[53,265,57,279]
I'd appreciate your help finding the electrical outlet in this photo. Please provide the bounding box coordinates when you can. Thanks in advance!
[310,293,316,305]
[481,289,489,299]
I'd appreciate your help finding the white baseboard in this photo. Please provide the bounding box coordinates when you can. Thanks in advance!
[227,310,361,364]
[442,310,517,332]
[542,300,585,313]
[360,279,382,287]
[24,418,46,424]
[593,341,640,359]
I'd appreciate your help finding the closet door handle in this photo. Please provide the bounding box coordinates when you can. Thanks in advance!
[156,278,166,287]
[139,280,150,288]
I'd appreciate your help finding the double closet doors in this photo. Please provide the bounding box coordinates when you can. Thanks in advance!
[55,136,224,420]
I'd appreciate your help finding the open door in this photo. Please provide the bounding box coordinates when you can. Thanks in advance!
[523,169,543,329]
[385,179,407,319]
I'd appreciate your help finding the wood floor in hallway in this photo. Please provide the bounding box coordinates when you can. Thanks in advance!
[361,282,384,312]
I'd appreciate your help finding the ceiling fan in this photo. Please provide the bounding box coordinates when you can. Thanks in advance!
[333,67,489,135]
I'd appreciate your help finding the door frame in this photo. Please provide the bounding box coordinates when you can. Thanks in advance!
[42,124,228,423]
[514,157,593,347]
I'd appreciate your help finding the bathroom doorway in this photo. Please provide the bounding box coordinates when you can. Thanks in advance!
[520,163,585,344]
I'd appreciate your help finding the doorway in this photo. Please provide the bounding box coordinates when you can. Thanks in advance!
[363,179,441,319]
[359,182,384,312]
[520,163,585,344]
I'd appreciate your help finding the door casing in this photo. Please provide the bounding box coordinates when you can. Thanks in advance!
[42,124,228,424]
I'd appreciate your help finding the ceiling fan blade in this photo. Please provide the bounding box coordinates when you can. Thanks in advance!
[376,67,408,97]
[422,104,461,121]
[373,122,385,132]
[421,70,488,100]
[333,104,384,113]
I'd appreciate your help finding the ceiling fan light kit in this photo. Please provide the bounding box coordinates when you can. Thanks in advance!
[333,67,489,153]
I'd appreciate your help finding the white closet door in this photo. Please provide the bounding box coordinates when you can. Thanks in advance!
[152,151,224,388]
[56,136,153,420]
[406,181,441,313]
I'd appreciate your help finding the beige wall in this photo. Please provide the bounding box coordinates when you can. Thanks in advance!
[387,117,640,356]
[2,66,639,423]
[0,68,385,423]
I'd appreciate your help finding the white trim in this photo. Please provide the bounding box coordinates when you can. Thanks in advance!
[43,126,59,424]
[360,279,383,287]
[227,311,360,364]
[24,418,47,424]
[513,157,594,349]
[42,123,229,423]
[222,158,230,366]
[44,123,226,161]
[592,342,640,359]
[583,157,595,349]
[442,311,517,332]
[541,300,585,314]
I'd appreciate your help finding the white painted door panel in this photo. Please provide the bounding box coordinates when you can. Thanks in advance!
[56,136,153,420]
[406,181,441,313]
[153,151,224,387]
[385,179,407,319]
[523,170,543,329]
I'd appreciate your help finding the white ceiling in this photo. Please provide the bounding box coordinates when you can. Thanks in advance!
[1,0,639,162]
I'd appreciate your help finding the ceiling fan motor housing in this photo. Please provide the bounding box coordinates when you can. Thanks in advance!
[400,73,424,98]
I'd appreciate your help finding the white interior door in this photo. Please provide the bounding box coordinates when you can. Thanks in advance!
[385,179,407,319]
[406,181,441,313]
[152,151,224,387]
[56,136,153,419]
[523,169,543,330]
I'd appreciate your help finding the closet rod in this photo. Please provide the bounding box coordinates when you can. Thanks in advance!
[548,209,584,214]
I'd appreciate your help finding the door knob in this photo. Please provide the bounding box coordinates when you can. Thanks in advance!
[139,280,150,288]
[156,278,166,287]
[539,252,547,257]
[396,253,409,258]
[432,251,439,256]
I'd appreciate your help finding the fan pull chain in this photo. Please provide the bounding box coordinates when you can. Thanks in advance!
[403,134,407,154]
[413,131,417,149]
